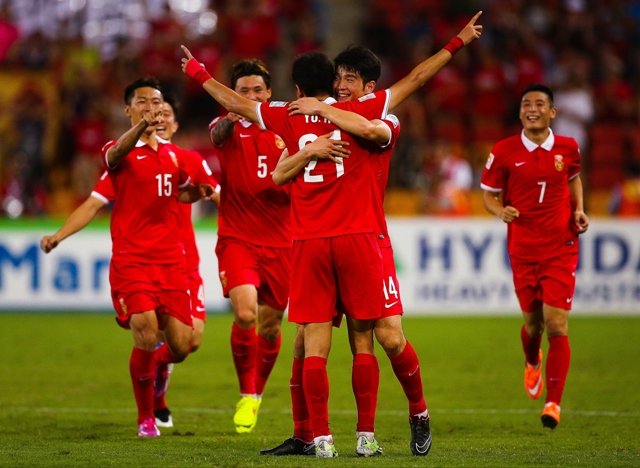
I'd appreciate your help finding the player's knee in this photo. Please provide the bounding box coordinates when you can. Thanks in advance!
[234,308,257,328]
[378,331,406,356]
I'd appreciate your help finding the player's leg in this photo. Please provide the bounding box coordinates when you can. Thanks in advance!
[129,309,162,438]
[303,321,336,458]
[228,284,260,432]
[260,325,315,456]
[255,303,284,396]
[346,316,382,457]
[540,305,570,429]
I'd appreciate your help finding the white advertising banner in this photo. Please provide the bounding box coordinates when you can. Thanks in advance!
[1,218,639,314]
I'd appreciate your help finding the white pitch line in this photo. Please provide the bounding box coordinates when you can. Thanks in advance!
[8,406,640,418]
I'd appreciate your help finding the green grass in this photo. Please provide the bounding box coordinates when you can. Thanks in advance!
[1,313,639,467]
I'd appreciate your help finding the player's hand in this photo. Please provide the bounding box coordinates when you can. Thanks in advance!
[288,98,325,116]
[499,205,519,223]
[457,11,483,45]
[198,183,216,200]
[141,109,162,128]
[40,235,59,253]
[305,132,351,162]
[226,112,243,123]
[180,45,212,84]
[574,210,589,234]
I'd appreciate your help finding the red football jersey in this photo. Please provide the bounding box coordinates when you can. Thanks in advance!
[210,116,291,248]
[174,146,219,267]
[103,137,190,264]
[255,90,391,240]
[92,170,115,203]
[480,130,581,261]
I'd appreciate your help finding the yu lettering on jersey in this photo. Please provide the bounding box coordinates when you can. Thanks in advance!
[256,90,391,240]
[480,130,581,261]
[102,137,190,263]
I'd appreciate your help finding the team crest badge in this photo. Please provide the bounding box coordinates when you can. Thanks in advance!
[219,270,228,289]
[485,153,495,169]
[554,154,564,171]
[118,297,128,314]
[275,135,286,149]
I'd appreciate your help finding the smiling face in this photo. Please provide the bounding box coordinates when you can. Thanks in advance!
[519,90,556,136]
[155,102,179,141]
[333,65,375,103]
[124,86,163,134]
[234,75,272,103]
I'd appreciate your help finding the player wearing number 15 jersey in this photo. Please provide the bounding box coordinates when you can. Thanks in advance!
[481,84,589,430]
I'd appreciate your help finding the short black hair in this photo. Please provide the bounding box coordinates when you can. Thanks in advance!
[291,51,334,97]
[333,45,381,84]
[163,92,179,116]
[520,83,554,104]
[123,77,162,105]
[230,59,272,90]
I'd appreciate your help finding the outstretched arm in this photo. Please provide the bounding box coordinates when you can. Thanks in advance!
[40,196,107,253]
[106,111,161,168]
[181,46,259,122]
[288,99,392,145]
[388,11,483,110]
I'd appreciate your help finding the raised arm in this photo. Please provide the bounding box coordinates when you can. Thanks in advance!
[106,112,160,167]
[388,11,482,110]
[181,45,259,122]
[40,196,107,253]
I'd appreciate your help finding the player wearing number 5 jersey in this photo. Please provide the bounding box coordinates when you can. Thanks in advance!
[480,83,589,430]
[208,59,291,434]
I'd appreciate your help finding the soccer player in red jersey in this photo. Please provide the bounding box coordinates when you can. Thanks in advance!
[40,96,220,432]
[207,59,291,434]
[480,83,589,429]
[104,78,214,437]
[265,45,440,457]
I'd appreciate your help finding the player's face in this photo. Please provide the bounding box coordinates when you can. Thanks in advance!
[234,75,271,103]
[125,87,163,132]
[519,91,556,132]
[156,103,178,141]
[334,66,375,102]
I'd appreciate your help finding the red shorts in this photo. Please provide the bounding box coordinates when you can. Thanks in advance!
[110,257,192,329]
[511,252,579,312]
[288,233,383,324]
[215,237,291,311]
[380,244,404,317]
[188,266,207,322]
[334,243,403,324]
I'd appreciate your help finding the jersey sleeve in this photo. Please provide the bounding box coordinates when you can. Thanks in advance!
[336,89,391,120]
[255,101,290,138]
[101,140,117,169]
[381,114,401,149]
[186,149,220,189]
[480,145,504,192]
[91,171,115,203]
[567,139,581,180]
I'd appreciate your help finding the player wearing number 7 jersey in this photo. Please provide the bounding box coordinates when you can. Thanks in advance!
[480,83,589,430]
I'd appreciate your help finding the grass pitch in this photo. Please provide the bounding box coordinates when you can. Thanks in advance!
[1,313,639,467]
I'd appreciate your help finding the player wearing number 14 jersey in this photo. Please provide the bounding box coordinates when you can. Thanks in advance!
[480,84,589,429]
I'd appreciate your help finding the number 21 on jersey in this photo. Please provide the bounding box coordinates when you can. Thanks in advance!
[298,130,344,183]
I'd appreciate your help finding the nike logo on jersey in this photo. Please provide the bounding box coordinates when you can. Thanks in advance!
[384,301,399,309]
[566,297,573,303]
[239,133,251,138]
[515,162,526,167]
[137,155,147,160]
[527,379,543,397]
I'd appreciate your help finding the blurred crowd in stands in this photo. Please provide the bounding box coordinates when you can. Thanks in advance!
[0,0,639,219]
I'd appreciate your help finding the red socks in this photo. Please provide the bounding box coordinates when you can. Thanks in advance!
[389,341,427,416]
[546,335,571,404]
[290,357,312,442]
[521,325,543,366]
[352,353,379,432]
[231,323,258,394]
[303,356,330,436]
[255,332,282,395]
[130,347,155,424]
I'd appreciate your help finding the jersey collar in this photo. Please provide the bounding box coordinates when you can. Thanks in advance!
[135,134,169,147]
[521,128,555,152]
